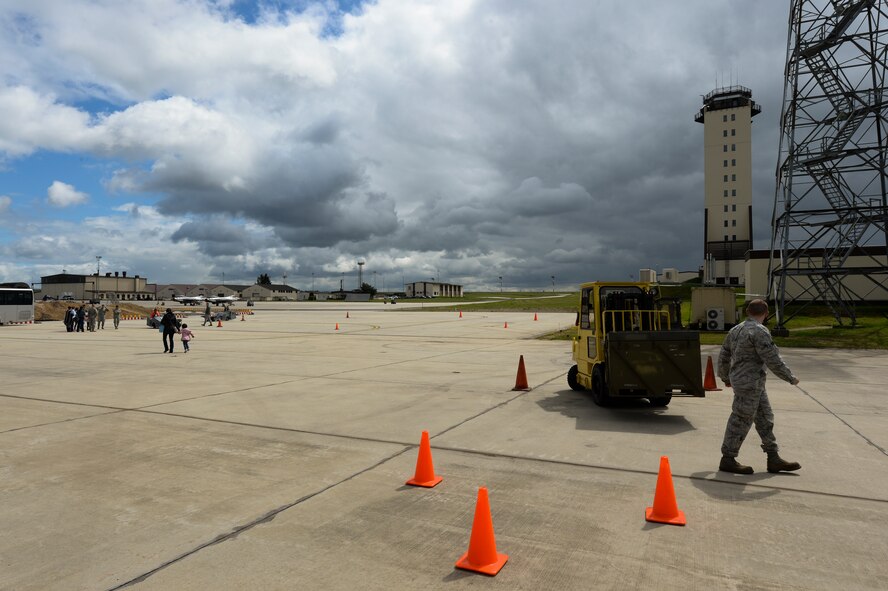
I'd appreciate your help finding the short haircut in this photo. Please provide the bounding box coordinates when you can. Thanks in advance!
[747,299,769,317]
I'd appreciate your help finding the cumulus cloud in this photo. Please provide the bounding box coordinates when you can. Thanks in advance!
[47,181,88,207]
[0,86,92,156]
[0,0,792,287]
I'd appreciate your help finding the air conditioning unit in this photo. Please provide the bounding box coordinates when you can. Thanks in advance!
[706,308,725,331]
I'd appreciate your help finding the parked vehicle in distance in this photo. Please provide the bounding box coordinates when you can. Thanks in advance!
[0,283,35,325]
[212,308,238,321]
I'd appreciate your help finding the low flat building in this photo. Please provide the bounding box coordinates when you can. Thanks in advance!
[745,247,888,301]
[204,285,250,299]
[40,272,151,301]
[156,284,201,301]
[405,281,463,298]
[242,284,298,301]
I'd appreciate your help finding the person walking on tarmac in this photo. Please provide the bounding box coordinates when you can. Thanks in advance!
[86,303,97,332]
[717,299,802,475]
[160,308,180,353]
[202,301,212,327]
[76,305,86,332]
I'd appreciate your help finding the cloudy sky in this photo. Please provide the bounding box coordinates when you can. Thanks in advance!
[0,0,790,291]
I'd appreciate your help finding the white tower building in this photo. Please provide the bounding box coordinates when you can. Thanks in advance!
[695,86,760,286]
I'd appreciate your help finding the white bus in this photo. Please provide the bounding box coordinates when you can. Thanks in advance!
[0,283,34,325]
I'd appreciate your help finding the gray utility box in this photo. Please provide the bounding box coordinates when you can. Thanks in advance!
[691,287,738,330]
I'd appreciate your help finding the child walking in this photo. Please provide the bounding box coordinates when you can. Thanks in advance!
[180,323,194,353]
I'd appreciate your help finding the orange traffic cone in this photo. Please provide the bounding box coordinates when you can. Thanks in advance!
[512,355,530,391]
[459,310,463,318]
[645,456,686,526]
[217,319,222,327]
[405,431,443,488]
[455,487,509,576]
[335,323,339,331]
[704,356,722,391]
[533,313,538,321]
[503,321,508,329]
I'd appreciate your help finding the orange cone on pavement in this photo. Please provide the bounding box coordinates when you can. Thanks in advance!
[335,323,339,331]
[503,321,508,329]
[704,356,722,391]
[459,310,462,318]
[645,456,686,526]
[406,431,443,488]
[512,355,530,391]
[455,487,509,576]
[217,319,222,327]
[533,313,538,321]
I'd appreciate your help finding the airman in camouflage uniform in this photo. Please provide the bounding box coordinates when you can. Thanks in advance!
[717,299,801,474]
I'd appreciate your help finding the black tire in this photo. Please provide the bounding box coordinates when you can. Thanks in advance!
[567,365,584,391]
[591,366,611,407]
[649,395,672,407]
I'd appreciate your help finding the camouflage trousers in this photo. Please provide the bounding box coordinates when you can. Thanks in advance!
[721,382,779,457]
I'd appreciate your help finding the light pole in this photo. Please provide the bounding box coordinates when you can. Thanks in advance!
[311,272,315,292]
[498,276,503,292]
[282,274,287,299]
[95,255,102,299]
[551,275,555,292]
[357,261,365,289]
[372,271,377,288]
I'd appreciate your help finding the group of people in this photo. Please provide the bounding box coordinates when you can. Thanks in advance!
[64,303,121,332]
[158,308,195,353]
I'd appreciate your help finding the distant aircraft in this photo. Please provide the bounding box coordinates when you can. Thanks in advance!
[173,295,206,305]
[206,295,239,305]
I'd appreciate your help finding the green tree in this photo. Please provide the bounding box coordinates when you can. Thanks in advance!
[360,282,377,297]
[257,273,272,285]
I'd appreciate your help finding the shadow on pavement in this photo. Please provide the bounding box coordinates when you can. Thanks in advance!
[536,389,696,435]
[441,570,474,583]
[688,470,784,501]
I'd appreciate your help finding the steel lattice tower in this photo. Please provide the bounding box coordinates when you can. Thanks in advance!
[769,0,888,331]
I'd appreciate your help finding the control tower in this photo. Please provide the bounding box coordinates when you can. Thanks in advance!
[695,86,761,285]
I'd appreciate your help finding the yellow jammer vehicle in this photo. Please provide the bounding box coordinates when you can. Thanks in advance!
[568,281,705,407]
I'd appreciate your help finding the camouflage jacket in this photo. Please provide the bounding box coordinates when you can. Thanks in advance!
[717,319,796,386]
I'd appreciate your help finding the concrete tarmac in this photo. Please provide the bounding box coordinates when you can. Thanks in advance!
[1,305,886,590]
